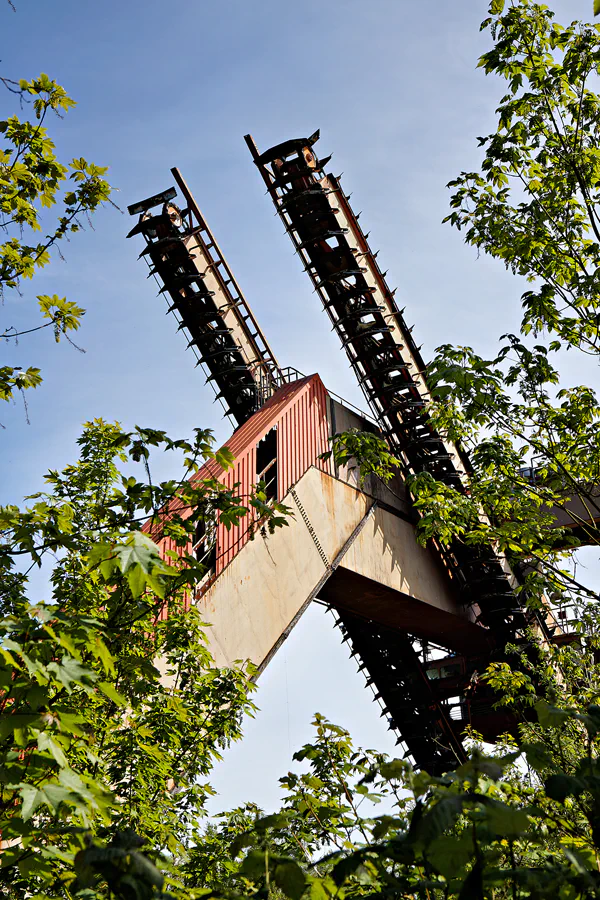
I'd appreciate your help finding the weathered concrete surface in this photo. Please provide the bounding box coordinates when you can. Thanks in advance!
[327,397,412,517]
[340,504,462,616]
[196,467,484,674]
[551,485,600,538]
[196,466,369,671]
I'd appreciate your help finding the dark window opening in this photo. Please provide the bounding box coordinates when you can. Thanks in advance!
[256,427,278,503]
[193,517,217,580]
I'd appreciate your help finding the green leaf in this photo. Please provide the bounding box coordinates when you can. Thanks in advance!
[309,879,332,900]
[478,797,529,836]
[91,636,115,675]
[255,812,291,832]
[522,741,554,771]
[427,831,475,879]
[415,795,464,846]
[379,758,409,780]
[0,714,40,742]
[127,849,165,888]
[37,732,68,768]
[18,784,45,820]
[274,860,307,900]
[545,774,585,803]
[535,700,574,729]
[115,531,176,598]
[97,681,127,706]
[230,830,255,857]
[48,655,95,691]
[114,531,159,571]
[55,711,86,737]
[240,849,268,880]
[332,853,368,886]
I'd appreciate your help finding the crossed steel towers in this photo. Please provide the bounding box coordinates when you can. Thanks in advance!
[127,132,549,773]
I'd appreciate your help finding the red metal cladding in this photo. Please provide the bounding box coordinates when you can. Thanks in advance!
[151,373,332,578]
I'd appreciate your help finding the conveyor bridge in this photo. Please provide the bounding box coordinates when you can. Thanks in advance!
[129,135,589,773]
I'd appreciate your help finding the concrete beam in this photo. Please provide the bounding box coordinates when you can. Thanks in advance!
[196,467,484,674]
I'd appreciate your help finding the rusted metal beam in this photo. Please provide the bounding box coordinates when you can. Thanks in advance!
[170,167,282,391]
[245,131,551,771]
[127,168,283,425]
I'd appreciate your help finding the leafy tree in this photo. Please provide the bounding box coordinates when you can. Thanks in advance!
[181,4,600,898]
[1,74,112,407]
[8,2,600,899]
[181,647,600,900]
[397,0,600,617]
[0,419,289,898]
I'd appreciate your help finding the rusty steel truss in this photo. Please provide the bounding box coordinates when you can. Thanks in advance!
[127,168,282,423]
[243,131,552,772]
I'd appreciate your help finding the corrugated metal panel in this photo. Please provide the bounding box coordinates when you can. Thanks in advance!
[214,374,332,574]
[152,374,333,580]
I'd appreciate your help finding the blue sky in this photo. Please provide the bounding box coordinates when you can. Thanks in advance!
[1,0,587,813]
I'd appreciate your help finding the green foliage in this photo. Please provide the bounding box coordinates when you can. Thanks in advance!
[6,3,600,898]
[1,73,112,406]
[321,429,401,486]
[403,1,600,611]
[183,658,600,900]
[446,3,600,354]
[0,419,291,897]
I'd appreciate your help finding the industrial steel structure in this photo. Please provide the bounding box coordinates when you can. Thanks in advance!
[127,133,579,774]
